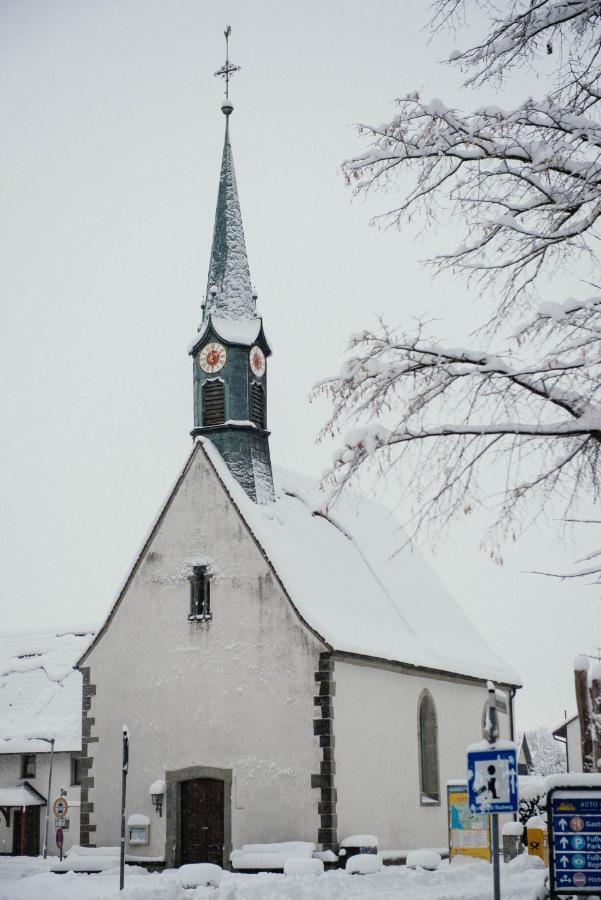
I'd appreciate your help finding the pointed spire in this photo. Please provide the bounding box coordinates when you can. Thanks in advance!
[204,112,256,321]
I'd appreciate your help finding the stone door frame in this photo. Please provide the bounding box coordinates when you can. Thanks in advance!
[165,765,232,869]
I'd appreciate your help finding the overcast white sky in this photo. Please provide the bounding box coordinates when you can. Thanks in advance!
[1,0,596,732]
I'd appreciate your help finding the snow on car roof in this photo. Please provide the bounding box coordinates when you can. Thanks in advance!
[0,627,96,753]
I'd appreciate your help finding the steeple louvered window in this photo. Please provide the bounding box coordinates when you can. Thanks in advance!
[250,382,265,429]
[202,379,225,426]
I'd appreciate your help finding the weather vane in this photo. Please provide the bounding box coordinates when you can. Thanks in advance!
[214,26,241,100]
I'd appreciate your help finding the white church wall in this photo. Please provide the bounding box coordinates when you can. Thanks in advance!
[84,447,324,862]
[0,752,80,855]
[333,659,510,851]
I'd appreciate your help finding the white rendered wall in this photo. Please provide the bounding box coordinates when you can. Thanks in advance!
[84,447,323,860]
[0,752,81,855]
[333,659,510,850]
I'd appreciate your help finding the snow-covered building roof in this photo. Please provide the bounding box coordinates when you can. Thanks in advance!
[0,783,46,807]
[201,441,520,686]
[0,627,96,753]
[83,440,519,686]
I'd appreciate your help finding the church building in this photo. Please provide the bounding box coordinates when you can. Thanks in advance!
[77,78,520,868]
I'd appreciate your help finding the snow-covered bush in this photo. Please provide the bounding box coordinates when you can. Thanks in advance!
[346,853,383,875]
[284,857,324,876]
[406,850,441,871]
[177,863,223,888]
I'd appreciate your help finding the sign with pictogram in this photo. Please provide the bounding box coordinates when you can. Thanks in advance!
[549,787,601,895]
[52,797,68,818]
[467,746,518,814]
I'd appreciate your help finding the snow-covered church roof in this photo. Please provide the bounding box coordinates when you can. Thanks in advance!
[0,627,96,753]
[202,440,519,686]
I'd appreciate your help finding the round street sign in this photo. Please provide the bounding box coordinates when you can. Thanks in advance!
[53,797,68,818]
[55,827,64,849]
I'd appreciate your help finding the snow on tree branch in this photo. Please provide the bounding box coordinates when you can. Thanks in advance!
[344,94,601,316]
[316,318,601,557]
[319,1,601,577]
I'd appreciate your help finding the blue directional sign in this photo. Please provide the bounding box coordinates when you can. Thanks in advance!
[549,788,601,895]
[467,747,518,814]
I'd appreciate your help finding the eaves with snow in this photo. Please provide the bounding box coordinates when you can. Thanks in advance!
[0,627,96,753]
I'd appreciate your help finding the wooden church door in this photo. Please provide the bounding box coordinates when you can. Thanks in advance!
[180,778,224,866]
[12,807,40,856]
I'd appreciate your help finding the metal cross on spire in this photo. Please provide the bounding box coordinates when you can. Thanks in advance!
[214,26,241,100]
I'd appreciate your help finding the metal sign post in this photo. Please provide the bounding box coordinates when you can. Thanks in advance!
[119,726,129,892]
[467,683,518,900]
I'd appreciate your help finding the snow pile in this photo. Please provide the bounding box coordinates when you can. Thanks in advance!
[346,853,383,875]
[127,815,150,826]
[0,854,549,899]
[284,858,324,877]
[230,841,315,871]
[519,776,546,801]
[199,440,519,684]
[0,627,95,752]
[189,316,267,352]
[502,822,524,837]
[406,850,441,871]
[177,863,223,888]
[340,834,378,848]
[544,772,601,790]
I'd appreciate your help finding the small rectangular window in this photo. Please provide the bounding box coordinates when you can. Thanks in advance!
[21,754,36,779]
[71,757,82,786]
[188,566,211,622]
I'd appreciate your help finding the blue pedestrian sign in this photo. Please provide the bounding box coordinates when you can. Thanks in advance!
[549,787,601,895]
[467,746,518,814]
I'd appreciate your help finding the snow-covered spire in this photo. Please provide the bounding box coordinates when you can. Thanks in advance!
[204,110,256,321]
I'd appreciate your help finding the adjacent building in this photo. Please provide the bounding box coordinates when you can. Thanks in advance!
[0,627,95,855]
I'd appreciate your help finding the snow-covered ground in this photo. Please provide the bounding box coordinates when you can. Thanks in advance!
[0,854,547,900]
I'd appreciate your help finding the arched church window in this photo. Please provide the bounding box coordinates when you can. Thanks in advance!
[250,382,265,429]
[202,379,225,426]
[418,691,440,804]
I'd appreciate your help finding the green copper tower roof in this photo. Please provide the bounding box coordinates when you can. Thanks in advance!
[204,113,256,321]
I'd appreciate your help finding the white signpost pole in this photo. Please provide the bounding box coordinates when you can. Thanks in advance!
[486,683,501,900]
[119,726,129,892]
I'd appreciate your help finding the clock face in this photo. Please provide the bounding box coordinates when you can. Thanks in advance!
[199,342,227,374]
[249,346,266,378]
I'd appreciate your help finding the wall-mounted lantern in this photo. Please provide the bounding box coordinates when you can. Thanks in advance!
[149,779,165,817]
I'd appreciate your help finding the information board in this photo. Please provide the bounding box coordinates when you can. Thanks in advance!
[467,747,518,814]
[549,788,601,894]
[447,782,491,861]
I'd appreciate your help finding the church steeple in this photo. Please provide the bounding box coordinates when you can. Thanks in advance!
[204,117,255,321]
[189,30,274,504]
